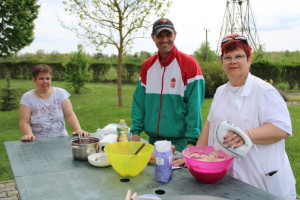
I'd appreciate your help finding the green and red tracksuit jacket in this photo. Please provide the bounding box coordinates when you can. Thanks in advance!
[130,46,205,151]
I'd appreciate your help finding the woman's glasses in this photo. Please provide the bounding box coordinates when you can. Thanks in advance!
[222,54,247,62]
[221,36,248,47]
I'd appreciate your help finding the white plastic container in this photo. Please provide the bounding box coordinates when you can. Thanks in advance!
[154,140,172,183]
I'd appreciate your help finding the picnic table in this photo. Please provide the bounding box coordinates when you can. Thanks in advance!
[4,135,282,200]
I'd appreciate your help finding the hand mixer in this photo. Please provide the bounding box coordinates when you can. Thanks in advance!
[214,121,253,161]
[214,121,300,198]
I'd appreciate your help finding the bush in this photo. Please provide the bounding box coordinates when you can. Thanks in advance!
[282,65,300,89]
[275,82,290,92]
[200,61,228,98]
[1,74,18,111]
[251,61,281,84]
[89,62,111,81]
[123,62,141,83]
[274,82,290,101]
[64,45,92,93]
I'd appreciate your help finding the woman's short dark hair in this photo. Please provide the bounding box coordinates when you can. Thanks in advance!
[32,64,52,80]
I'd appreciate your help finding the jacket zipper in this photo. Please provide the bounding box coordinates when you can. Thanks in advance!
[157,66,166,136]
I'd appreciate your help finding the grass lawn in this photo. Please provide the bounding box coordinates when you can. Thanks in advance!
[0,79,299,195]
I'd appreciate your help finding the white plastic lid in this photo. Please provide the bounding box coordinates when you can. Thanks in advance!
[154,140,171,152]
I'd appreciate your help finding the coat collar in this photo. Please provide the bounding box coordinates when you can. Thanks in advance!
[241,72,253,97]
[159,45,177,67]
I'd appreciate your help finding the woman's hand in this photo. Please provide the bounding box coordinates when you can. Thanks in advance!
[223,130,245,149]
[72,130,90,137]
[21,134,36,141]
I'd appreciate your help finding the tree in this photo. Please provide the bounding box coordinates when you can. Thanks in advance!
[64,44,92,94]
[62,0,172,107]
[0,0,40,57]
[252,45,266,61]
[193,42,216,62]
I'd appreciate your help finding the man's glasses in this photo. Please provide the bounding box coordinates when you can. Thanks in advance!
[222,54,247,62]
[221,36,248,47]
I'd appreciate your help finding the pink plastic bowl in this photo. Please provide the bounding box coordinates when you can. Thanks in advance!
[182,146,234,184]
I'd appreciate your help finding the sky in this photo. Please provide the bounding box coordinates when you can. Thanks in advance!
[19,0,300,56]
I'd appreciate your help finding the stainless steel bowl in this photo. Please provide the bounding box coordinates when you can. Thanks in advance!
[71,137,100,161]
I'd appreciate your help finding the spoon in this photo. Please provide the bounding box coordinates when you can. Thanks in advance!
[134,143,146,155]
[78,132,81,143]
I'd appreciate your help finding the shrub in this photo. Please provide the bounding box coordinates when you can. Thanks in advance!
[251,61,280,84]
[200,61,228,98]
[123,62,141,83]
[274,82,290,101]
[275,82,290,92]
[282,65,300,89]
[1,74,18,111]
[64,45,92,93]
[89,62,111,81]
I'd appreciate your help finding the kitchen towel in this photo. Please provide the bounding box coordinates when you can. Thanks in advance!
[99,134,117,152]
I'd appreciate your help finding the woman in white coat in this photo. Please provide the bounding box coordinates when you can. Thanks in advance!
[173,34,297,199]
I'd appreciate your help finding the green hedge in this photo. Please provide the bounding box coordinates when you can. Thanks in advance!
[1,60,300,92]
[282,65,300,89]
[89,61,111,81]
[0,61,114,82]
[111,62,142,83]
[0,61,64,80]
[123,62,142,83]
[250,61,281,83]
[199,60,300,98]
[250,61,300,89]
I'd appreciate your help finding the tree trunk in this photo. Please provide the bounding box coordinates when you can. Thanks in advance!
[117,50,123,107]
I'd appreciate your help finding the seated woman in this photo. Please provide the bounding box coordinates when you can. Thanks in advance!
[19,64,89,141]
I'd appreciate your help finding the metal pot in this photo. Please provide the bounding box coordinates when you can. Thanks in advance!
[71,137,100,161]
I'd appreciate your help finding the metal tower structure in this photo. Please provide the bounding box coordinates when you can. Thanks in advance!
[216,0,260,55]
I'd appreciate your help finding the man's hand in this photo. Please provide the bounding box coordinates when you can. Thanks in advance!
[131,134,140,141]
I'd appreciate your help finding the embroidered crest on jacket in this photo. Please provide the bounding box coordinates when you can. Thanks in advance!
[170,77,176,88]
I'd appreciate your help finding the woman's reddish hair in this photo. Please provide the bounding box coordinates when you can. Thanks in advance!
[221,33,252,58]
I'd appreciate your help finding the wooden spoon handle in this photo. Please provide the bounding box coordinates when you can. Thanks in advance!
[134,143,146,155]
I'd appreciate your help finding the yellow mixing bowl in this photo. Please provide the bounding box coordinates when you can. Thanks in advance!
[104,141,154,177]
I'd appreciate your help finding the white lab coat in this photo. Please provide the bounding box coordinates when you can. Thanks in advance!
[207,73,296,199]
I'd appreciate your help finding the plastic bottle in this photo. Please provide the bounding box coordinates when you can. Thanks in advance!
[116,119,129,142]
[154,140,172,183]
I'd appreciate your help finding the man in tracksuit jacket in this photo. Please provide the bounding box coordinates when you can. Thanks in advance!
[130,18,205,152]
